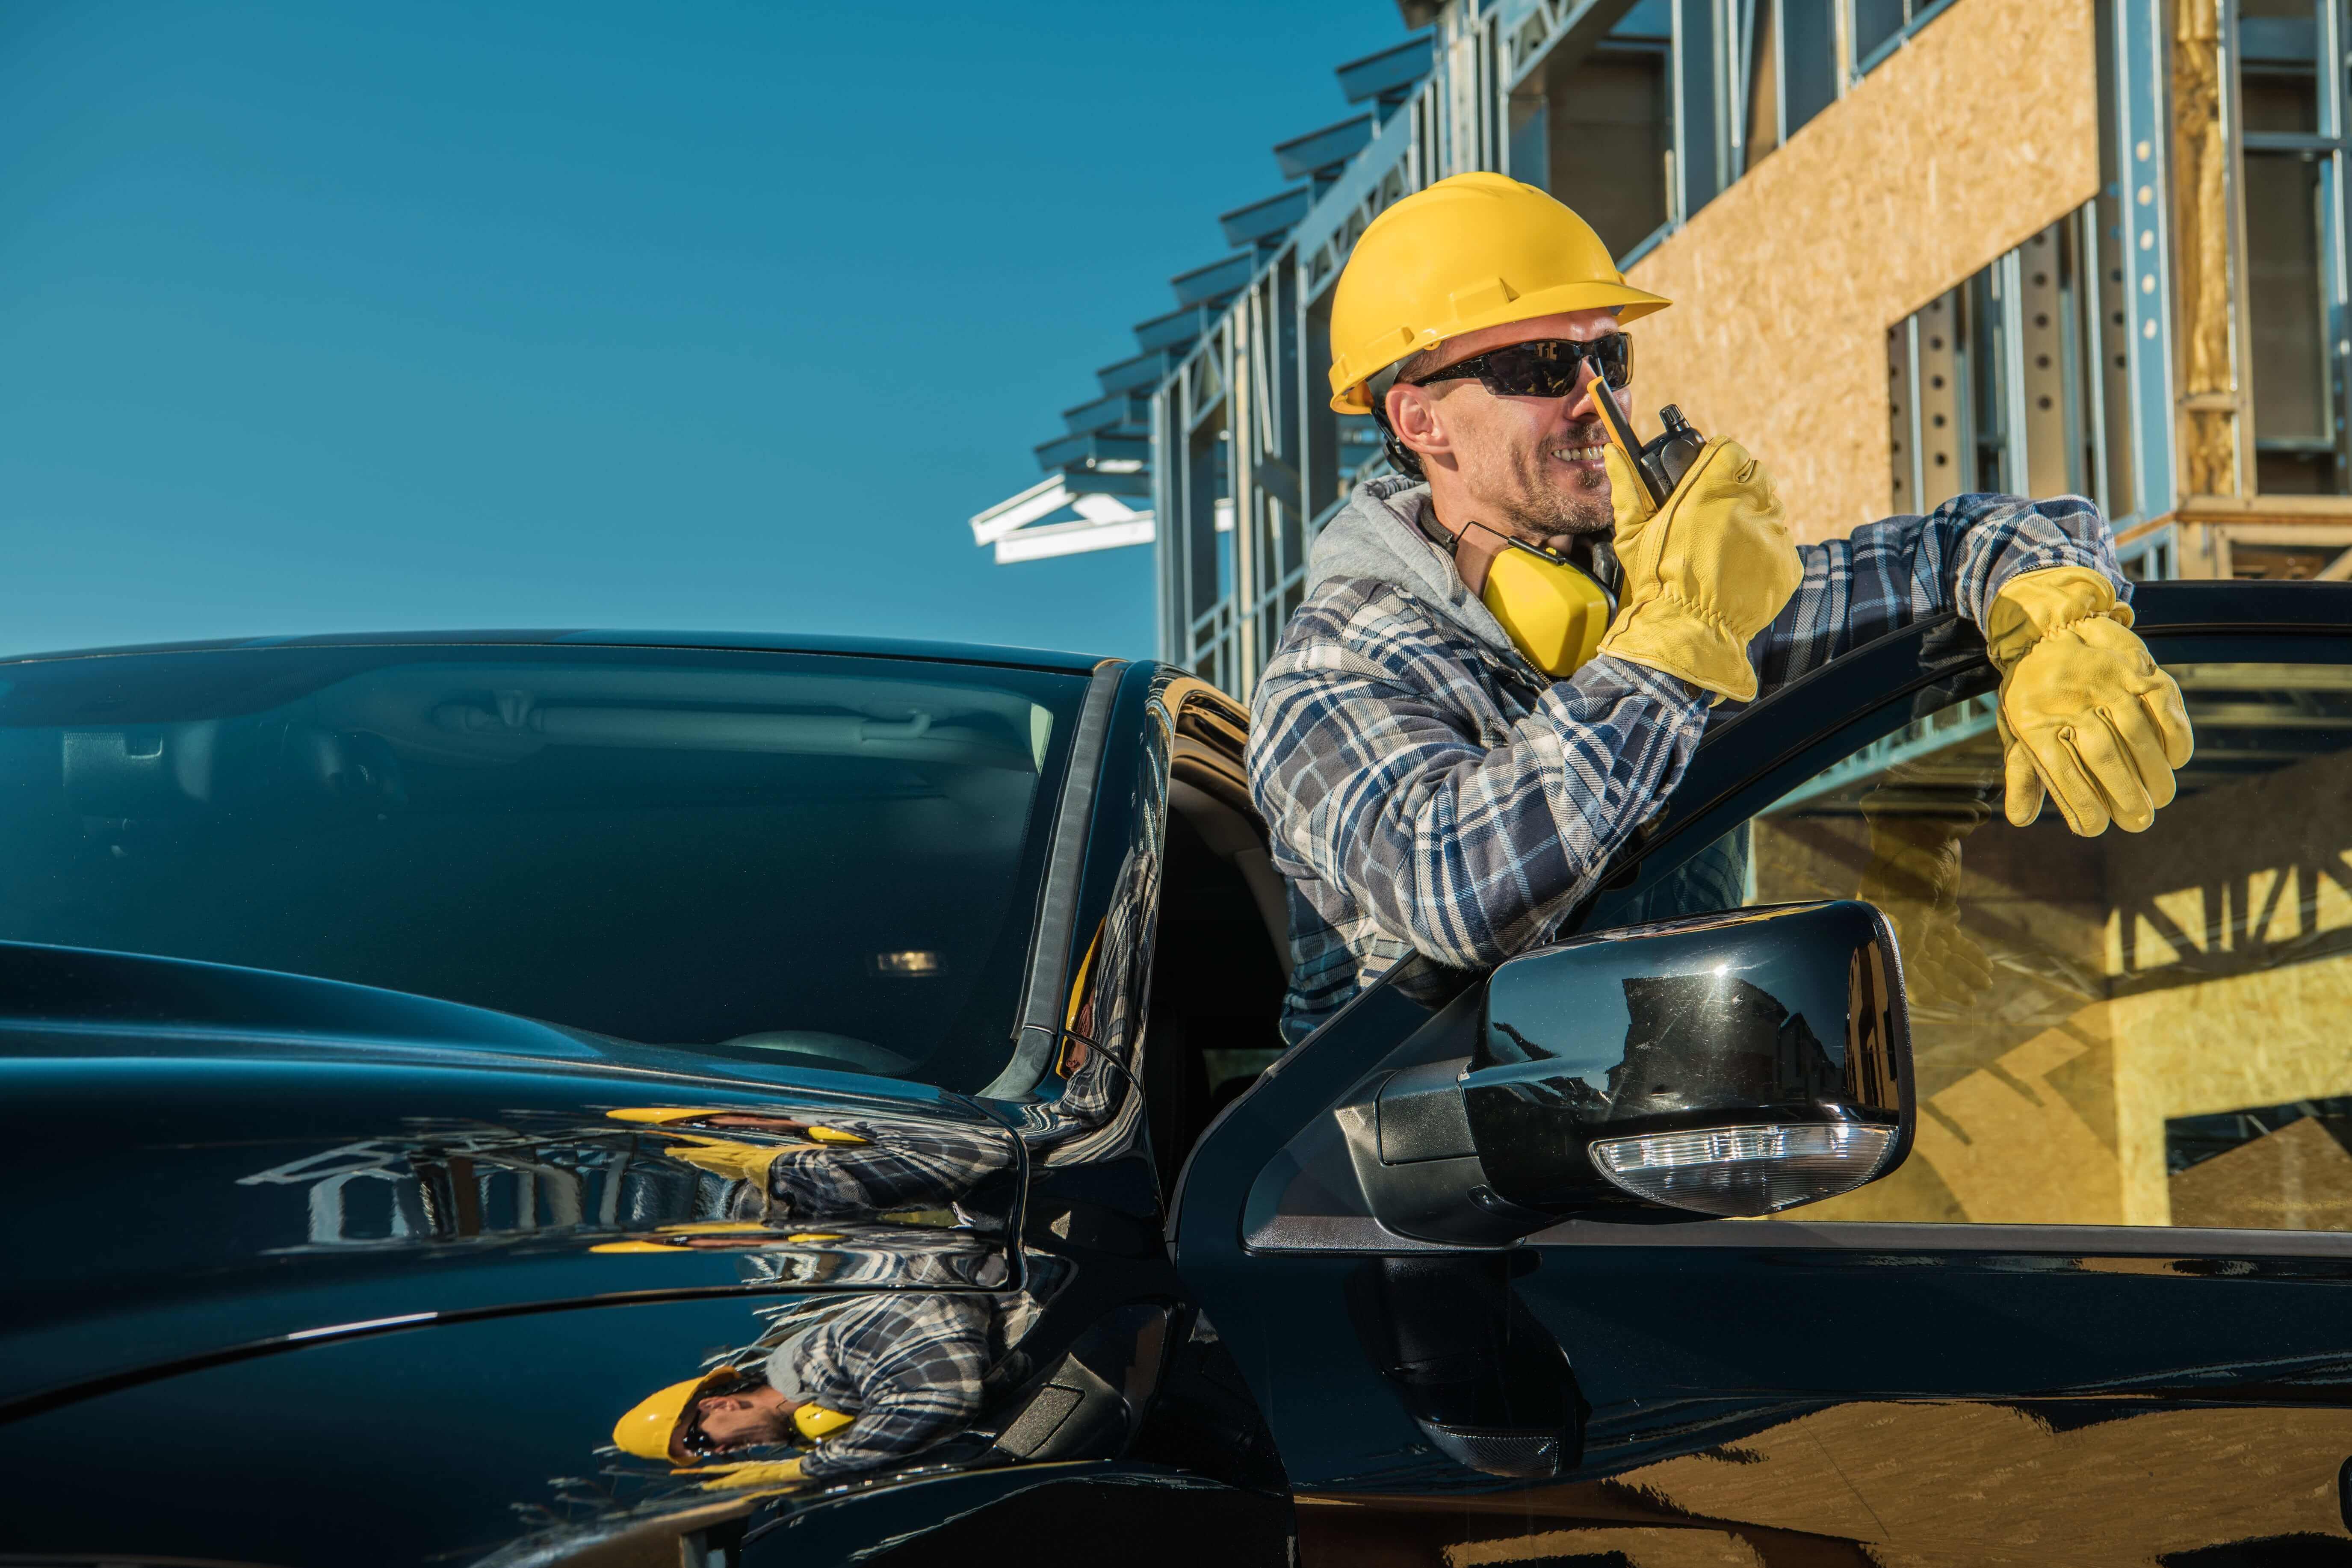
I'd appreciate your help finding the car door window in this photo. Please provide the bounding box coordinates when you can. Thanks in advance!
[1591,657,2352,1231]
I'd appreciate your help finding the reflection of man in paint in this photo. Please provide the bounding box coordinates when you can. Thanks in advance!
[594,1220,1011,1290]
[615,1293,1008,1488]
[608,1107,1013,1224]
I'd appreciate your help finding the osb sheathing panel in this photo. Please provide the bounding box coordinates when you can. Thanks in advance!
[1620,0,2099,542]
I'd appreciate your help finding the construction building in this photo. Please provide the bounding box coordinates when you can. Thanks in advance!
[973,0,2352,700]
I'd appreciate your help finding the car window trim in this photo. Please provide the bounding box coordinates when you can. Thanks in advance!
[981,660,1126,1100]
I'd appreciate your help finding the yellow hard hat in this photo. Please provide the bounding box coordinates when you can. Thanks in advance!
[1326,172,1671,413]
[613,1374,713,1462]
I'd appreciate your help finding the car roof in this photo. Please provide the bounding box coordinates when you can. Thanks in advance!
[0,627,1114,675]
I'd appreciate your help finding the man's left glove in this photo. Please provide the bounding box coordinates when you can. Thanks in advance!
[688,1458,805,1491]
[1986,567,2193,836]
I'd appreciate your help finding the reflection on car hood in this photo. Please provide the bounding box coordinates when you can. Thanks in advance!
[0,940,1022,1413]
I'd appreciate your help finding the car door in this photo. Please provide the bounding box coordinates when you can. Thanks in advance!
[1177,580,2352,1566]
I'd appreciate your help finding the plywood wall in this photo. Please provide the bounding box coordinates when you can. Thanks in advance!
[1620,0,2101,542]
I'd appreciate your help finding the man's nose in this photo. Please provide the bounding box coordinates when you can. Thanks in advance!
[1563,363,1604,422]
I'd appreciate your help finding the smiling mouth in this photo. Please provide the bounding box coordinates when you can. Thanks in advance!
[1550,444,1607,462]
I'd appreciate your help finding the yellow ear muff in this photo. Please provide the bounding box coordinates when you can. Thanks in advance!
[1480,544,1614,677]
[795,1403,855,1441]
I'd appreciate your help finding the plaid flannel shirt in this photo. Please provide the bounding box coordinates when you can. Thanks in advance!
[1248,478,2127,1044]
[785,1291,997,1479]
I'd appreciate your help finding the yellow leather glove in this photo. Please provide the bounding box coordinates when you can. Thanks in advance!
[1855,811,1994,1009]
[688,1458,805,1491]
[665,1138,784,1185]
[1600,437,1803,703]
[1987,567,2193,835]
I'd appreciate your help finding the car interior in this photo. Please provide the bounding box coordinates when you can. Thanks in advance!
[1141,697,1292,1196]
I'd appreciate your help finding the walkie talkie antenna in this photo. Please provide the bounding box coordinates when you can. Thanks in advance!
[1592,380,1668,508]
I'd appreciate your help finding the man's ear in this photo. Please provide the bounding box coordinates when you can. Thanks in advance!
[1385,382,1451,470]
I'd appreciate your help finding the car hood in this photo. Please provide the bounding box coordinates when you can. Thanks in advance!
[0,941,1021,1412]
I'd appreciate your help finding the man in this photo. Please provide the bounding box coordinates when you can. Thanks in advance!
[1247,172,2194,1043]
[612,1293,1004,1489]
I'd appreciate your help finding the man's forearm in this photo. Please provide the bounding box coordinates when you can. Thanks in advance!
[1755,492,2125,696]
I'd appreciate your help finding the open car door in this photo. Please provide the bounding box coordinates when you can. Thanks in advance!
[1178,582,2352,1565]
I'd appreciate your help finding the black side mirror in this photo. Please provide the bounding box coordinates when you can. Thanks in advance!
[1339,901,1912,1245]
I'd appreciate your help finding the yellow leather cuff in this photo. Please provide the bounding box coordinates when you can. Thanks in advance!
[1983,565,2133,672]
[1596,602,1761,706]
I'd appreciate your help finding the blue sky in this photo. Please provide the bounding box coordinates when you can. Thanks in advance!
[0,1,1408,659]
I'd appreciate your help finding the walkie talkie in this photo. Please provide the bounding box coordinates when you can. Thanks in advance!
[1594,381,1706,509]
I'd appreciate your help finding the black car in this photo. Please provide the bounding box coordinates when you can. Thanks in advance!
[5,582,2352,1565]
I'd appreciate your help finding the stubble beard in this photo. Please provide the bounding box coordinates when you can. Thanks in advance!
[1483,421,1615,550]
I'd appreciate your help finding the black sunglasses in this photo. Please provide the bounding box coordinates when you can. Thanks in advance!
[1409,334,1633,398]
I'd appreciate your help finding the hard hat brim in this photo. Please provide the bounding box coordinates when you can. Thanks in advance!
[1329,281,1672,413]
[606,1106,740,1125]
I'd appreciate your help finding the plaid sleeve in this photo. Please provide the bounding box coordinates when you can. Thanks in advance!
[1754,492,2128,695]
[1250,649,1709,969]
[796,1294,991,1479]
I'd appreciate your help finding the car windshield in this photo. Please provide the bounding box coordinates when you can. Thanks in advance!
[0,643,1087,1092]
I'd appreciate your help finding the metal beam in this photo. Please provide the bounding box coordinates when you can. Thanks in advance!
[993,513,1155,564]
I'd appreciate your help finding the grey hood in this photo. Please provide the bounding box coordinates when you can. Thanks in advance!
[1305,474,1522,661]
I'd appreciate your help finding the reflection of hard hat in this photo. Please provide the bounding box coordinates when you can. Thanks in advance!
[1325,172,1671,413]
[614,1363,851,1466]
[607,1107,740,1125]
[613,1373,718,1463]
